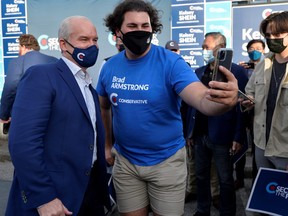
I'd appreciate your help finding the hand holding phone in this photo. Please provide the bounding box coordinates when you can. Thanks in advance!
[245,62,255,69]
[212,48,233,83]
[238,90,255,112]
[238,90,254,104]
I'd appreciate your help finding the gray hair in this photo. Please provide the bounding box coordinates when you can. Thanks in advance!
[58,16,90,41]
[205,32,227,47]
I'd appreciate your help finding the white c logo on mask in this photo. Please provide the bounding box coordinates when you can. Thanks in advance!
[77,53,85,61]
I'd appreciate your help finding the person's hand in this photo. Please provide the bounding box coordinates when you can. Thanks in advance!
[185,138,193,147]
[37,198,72,216]
[206,66,238,107]
[105,144,115,166]
[239,95,255,112]
[0,117,11,123]
[239,61,250,69]
[230,141,242,156]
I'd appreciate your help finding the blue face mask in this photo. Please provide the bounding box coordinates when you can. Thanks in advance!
[203,49,214,64]
[248,50,262,61]
[65,39,99,68]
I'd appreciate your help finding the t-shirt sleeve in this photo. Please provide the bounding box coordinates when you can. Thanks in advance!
[170,57,200,94]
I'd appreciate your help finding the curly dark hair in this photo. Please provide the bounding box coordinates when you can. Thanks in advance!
[104,0,163,35]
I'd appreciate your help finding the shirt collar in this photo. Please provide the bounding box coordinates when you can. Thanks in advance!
[61,56,92,85]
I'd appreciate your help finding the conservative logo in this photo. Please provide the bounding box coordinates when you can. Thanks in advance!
[77,53,85,61]
[38,34,60,51]
[262,8,285,19]
[266,182,288,199]
[110,93,118,106]
[109,76,149,106]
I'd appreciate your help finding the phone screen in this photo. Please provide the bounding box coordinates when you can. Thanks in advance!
[212,48,233,82]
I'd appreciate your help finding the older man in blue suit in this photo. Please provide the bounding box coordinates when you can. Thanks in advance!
[5,16,110,216]
[0,34,57,133]
[189,32,248,216]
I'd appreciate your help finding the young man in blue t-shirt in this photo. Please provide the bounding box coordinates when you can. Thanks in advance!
[97,1,239,215]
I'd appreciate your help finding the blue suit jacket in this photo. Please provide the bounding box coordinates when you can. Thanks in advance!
[185,63,248,145]
[0,51,58,120]
[5,59,110,215]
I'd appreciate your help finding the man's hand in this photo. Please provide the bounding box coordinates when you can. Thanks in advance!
[230,141,242,156]
[0,117,11,123]
[105,144,115,166]
[37,198,72,216]
[206,65,238,107]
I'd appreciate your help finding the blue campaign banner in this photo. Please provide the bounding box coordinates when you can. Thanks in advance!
[180,49,204,69]
[205,1,232,48]
[205,1,231,20]
[1,0,26,18]
[172,4,204,28]
[2,18,26,37]
[233,3,288,64]
[172,26,204,49]
[247,168,288,216]
[2,37,19,57]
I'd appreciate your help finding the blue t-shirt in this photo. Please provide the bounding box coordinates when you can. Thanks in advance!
[97,44,199,166]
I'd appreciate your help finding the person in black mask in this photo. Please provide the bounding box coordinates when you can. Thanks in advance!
[243,11,288,179]
[5,16,110,216]
[97,1,239,216]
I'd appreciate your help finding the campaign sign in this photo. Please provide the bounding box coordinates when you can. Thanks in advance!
[205,1,232,48]
[2,18,26,37]
[233,3,288,64]
[2,37,19,57]
[172,4,204,28]
[172,26,204,49]
[246,167,288,216]
[171,0,203,4]
[1,0,26,18]
[180,49,204,69]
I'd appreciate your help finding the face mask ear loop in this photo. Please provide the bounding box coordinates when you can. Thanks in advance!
[64,39,74,56]
[118,30,125,42]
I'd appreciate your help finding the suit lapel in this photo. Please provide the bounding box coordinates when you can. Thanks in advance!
[56,59,92,123]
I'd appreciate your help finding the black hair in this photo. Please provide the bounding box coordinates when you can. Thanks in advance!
[246,39,265,50]
[260,11,288,37]
[104,0,163,35]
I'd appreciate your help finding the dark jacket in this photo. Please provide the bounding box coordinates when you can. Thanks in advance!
[185,63,248,146]
[0,51,58,120]
[5,59,110,215]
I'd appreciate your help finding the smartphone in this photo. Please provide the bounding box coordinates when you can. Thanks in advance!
[245,62,255,69]
[212,48,233,82]
[238,90,254,104]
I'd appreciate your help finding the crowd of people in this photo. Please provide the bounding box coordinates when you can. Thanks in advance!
[1,0,288,215]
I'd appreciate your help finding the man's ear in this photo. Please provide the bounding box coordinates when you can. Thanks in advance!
[58,38,67,52]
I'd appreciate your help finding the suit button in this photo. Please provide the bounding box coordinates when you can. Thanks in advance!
[89,144,94,150]
[85,170,90,176]
[21,191,28,204]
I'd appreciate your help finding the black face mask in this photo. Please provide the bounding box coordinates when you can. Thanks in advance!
[266,34,288,54]
[120,30,152,55]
